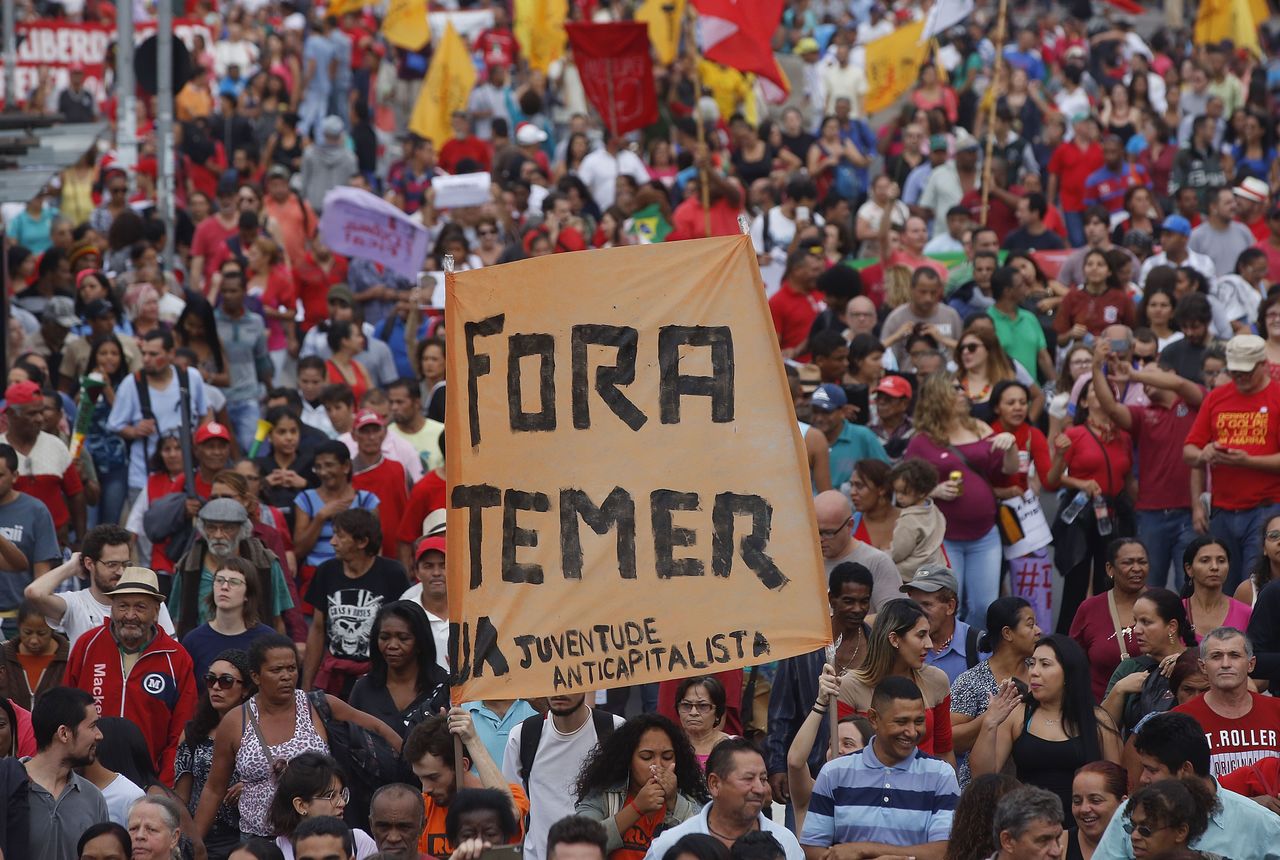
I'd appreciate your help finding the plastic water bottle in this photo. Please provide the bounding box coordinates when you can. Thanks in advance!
[1060,491,1089,524]
[1093,494,1113,536]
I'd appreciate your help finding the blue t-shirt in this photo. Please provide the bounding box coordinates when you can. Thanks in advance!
[829,420,890,490]
[295,489,380,568]
[302,34,334,98]
[181,623,277,686]
[0,492,61,610]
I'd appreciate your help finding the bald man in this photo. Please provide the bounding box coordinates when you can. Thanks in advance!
[844,296,879,339]
[369,783,427,859]
[1099,324,1150,407]
[814,490,901,611]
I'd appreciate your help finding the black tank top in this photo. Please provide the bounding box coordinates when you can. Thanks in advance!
[1012,706,1087,827]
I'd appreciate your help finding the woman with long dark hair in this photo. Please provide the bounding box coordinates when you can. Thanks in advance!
[175,649,254,860]
[837,598,954,762]
[972,634,1122,826]
[324,320,372,404]
[349,600,449,738]
[574,713,707,860]
[1101,589,1197,735]
[267,752,376,859]
[1236,512,1280,606]
[175,295,231,389]
[1055,250,1134,345]
[950,596,1042,787]
[849,459,897,550]
[1048,376,1136,635]
[82,333,131,525]
[1179,536,1251,640]
[78,822,132,860]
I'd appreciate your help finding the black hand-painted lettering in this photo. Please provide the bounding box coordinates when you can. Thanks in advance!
[711,492,788,589]
[657,325,734,424]
[571,324,647,430]
[560,487,638,580]
[451,484,501,589]
[651,489,703,579]
[508,333,557,432]
[502,489,550,583]
[464,315,504,447]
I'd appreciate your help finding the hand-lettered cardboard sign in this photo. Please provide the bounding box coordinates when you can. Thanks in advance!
[445,234,830,702]
[318,187,431,279]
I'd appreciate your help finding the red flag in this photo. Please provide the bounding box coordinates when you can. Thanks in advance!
[565,22,659,136]
[691,0,789,95]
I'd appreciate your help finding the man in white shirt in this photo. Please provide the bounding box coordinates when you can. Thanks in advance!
[503,694,625,860]
[820,39,867,118]
[751,177,823,294]
[23,524,175,645]
[576,133,649,210]
[1138,215,1216,288]
[644,738,805,860]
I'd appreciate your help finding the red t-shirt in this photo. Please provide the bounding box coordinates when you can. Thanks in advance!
[669,197,744,241]
[1070,592,1136,702]
[990,421,1052,492]
[1184,380,1280,510]
[1257,240,1280,286]
[294,253,350,333]
[1053,286,1135,336]
[398,471,446,545]
[1048,141,1104,212]
[438,136,493,174]
[353,458,408,557]
[473,28,518,68]
[768,284,824,353]
[1061,424,1132,497]
[1126,400,1197,510]
[888,250,949,282]
[191,216,239,292]
[1173,692,1280,777]
[1219,755,1280,797]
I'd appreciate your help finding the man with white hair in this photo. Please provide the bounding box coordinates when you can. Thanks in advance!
[168,497,294,638]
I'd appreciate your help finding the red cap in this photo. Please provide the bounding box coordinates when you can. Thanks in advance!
[5,381,41,407]
[354,409,385,430]
[68,61,86,73]
[194,422,232,444]
[416,534,447,560]
[874,375,913,400]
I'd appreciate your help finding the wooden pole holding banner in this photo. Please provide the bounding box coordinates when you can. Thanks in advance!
[605,58,620,138]
[444,248,466,794]
[684,4,713,237]
[828,705,839,758]
[979,0,1009,226]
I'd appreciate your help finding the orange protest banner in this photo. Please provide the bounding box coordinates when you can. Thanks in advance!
[444,235,830,702]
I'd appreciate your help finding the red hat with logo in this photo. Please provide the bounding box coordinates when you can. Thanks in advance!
[354,409,385,430]
[874,376,913,400]
[194,422,232,444]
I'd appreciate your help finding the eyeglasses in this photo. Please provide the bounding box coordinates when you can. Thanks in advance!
[109,186,126,194]
[908,350,937,361]
[213,575,247,588]
[959,343,982,353]
[1122,821,1169,838]
[849,310,876,318]
[95,559,130,571]
[677,701,715,714]
[477,228,498,236]
[204,673,241,690]
[319,787,351,804]
[818,516,852,539]
[1267,530,1280,541]
[1134,354,1157,365]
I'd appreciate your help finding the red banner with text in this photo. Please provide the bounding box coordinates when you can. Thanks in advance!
[565,22,658,137]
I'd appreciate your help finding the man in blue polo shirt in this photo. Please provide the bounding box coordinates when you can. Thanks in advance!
[809,384,889,492]
[1083,135,1151,215]
[800,677,958,860]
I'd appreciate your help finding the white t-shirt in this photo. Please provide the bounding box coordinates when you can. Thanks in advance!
[502,709,626,860]
[53,587,176,646]
[576,148,650,210]
[397,583,449,671]
[102,773,146,826]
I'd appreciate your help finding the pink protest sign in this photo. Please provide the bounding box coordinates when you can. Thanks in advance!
[318,187,431,279]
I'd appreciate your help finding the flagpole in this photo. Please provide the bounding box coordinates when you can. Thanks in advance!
[979,0,1009,227]
[684,3,712,237]
[605,57,619,138]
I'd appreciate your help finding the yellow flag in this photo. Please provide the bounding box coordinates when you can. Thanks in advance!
[382,0,429,51]
[864,20,928,115]
[409,22,477,146]
[636,0,685,65]
[514,0,566,73]
[328,0,363,16]
[1194,0,1261,58]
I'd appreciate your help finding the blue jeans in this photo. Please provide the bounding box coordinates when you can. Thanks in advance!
[90,464,130,528]
[1136,508,1197,592]
[1063,211,1085,248]
[945,526,1004,624]
[225,398,262,456]
[1210,504,1280,593]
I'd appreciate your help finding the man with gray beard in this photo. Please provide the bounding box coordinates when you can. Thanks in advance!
[168,498,294,638]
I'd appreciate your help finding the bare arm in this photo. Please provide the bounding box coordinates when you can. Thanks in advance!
[326,694,404,752]
[1091,352,1133,431]
[302,613,325,690]
[948,712,984,755]
[193,712,239,837]
[0,533,28,572]
[806,427,834,492]
[293,505,325,561]
[22,553,81,621]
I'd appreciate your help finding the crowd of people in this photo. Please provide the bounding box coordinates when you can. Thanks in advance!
[5,1,1280,860]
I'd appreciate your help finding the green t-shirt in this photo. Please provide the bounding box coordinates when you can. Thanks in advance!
[168,560,294,627]
[988,305,1047,383]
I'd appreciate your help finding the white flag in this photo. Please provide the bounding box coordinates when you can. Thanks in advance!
[921,0,974,42]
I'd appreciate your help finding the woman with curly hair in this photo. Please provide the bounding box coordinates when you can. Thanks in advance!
[574,713,707,860]
[1120,778,1219,859]
[944,773,1022,860]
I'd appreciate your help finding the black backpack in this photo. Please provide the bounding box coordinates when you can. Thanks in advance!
[308,691,415,830]
[517,708,616,791]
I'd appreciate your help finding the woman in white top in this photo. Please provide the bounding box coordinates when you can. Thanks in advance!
[854,175,910,258]
[268,752,379,860]
[82,717,148,825]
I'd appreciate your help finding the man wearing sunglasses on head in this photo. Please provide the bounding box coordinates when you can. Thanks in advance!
[24,523,176,648]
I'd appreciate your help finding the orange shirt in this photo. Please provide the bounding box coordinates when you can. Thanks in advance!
[419,783,529,857]
[263,193,318,270]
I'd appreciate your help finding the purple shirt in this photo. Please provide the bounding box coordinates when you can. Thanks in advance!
[904,434,1003,541]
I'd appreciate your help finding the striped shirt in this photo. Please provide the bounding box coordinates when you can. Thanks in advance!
[799,740,959,849]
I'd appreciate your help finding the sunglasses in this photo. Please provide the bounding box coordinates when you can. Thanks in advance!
[1134,354,1157,365]
[477,228,498,236]
[204,673,241,690]
[959,343,982,353]
[1122,821,1168,839]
